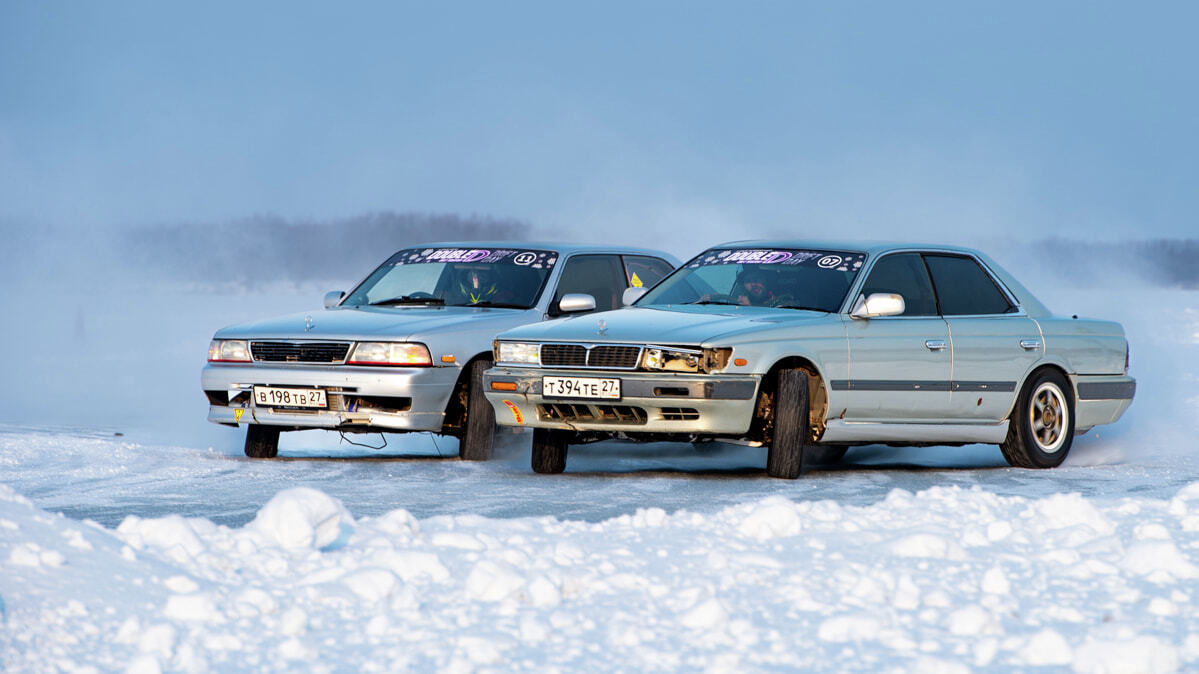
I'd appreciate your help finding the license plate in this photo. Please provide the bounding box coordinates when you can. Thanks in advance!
[253,386,328,408]
[542,376,621,400]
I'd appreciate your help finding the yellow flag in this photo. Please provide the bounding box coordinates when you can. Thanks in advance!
[631,272,643,288]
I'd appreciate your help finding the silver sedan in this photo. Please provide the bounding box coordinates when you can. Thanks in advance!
[202,243,677,458]
[484,241,1135,478]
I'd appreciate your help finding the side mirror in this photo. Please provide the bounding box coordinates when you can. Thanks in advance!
[850,293,905,319]
[622,287,648,306]
[557,293,597,314]
[323,291,345,309]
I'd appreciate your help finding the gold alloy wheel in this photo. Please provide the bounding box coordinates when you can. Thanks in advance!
[1030,382,1069,454]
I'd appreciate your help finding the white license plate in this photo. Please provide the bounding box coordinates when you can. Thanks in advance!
[253,386,328,408]
[542,376,621,400]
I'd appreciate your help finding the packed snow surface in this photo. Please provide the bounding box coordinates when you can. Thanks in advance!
[1,273,1197,672]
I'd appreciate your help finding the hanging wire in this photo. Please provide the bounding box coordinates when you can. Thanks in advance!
[338,431,387,450]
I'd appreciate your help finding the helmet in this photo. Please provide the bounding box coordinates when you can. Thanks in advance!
[458,265,495,290]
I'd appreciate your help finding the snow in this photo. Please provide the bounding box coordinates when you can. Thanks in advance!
[1,262,1198,671]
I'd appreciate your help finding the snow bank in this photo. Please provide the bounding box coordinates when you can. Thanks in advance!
[3,482,1199,672]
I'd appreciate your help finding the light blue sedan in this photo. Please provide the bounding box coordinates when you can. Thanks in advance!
[484,241,1135,478]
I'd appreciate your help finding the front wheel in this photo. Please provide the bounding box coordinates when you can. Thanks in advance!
[531,429,570,474]
[766,369,809,479]
[1000,369,1075,468]
[244,424,280,458]
[458,360,496,461]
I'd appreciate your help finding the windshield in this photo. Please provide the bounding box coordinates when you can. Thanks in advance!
[342,248,558,309]
[638,248,865,312]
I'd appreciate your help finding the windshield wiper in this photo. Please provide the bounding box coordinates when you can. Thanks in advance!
[774,304,830,312]
[457,300,528,309]
[684,299,740,306]
[369,295,445,306]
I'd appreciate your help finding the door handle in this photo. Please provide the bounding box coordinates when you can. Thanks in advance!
[1019,339,1041,351]
[924,339,947,351]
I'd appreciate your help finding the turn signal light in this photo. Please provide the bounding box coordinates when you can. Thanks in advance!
[490,381,518,392]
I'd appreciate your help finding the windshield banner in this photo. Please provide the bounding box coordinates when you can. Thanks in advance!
[396,248,558,269]
[688,249,865,272]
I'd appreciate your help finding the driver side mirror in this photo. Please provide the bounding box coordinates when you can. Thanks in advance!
[622,287,648,306]
[850,293,905,319]
[556,293,597,315]
[323,291,345,309]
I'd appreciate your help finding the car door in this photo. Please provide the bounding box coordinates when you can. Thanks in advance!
[550,254,629,315]
[923,254,1041,421]
[843,252,952,421]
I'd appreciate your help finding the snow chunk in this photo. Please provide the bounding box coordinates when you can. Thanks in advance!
[464,559,525,602]
[1021,628,1072,665]
[737,497,803,539]
[681,598,728,631]
[164,593,224,623]
[887,533,964,560]
[118,514,206,560]
[342,568,398,602]
[1073,635,1179,674]
[981,566,1010,594]
[1029,493,1115,536]
[247,488,354,550]
[1122,540,1199,580]
[818,613,882,642]
[8,542,65,567]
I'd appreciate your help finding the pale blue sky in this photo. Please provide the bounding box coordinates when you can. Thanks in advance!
[2,1,1195,243]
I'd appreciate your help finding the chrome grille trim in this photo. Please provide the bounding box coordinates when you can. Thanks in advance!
[250,341,351,363]
[537,342,644,370]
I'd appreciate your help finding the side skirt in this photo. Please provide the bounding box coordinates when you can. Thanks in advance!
[819,419,1009,444]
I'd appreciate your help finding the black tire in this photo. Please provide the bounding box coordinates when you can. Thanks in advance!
[1000,369,1075,468]
[804,445,848,466]
[766,369,808,479]
[244,424,280,458]
[531,428,569,474]
[458,360,496,461]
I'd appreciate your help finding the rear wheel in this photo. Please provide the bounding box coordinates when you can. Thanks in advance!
[244,424,280,458]
[1000,369,1075,468]
[766,369,808,479]
[531,429,570,474]
[458,360,496,461]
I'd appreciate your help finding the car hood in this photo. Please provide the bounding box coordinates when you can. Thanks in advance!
[498,305,834,346]
[213,305,538,342]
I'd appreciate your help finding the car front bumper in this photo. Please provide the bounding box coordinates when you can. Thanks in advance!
[201,362,461,432]
[483,366,761,435]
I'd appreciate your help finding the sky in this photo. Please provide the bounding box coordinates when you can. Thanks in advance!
[2,2,1196,245]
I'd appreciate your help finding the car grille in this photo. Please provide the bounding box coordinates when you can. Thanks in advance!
[539,343,643,370]
[538,403,648,425]
[250,341,351,363]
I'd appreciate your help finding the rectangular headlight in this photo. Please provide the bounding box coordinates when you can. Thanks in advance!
[208,339,251,362]
[348,342,432,366]
[496,341,540,365]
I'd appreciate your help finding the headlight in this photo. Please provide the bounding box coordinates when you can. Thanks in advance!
[348,342,432,366]
[208,339,251,362]
[496,341,541,365]
[642,346,703,372]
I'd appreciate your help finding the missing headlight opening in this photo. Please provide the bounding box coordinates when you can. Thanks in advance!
[640,346,732,373]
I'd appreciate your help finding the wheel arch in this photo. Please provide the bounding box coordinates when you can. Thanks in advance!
[440,351,494,435]
[1006,361,1074,422]
[753,355,830,443]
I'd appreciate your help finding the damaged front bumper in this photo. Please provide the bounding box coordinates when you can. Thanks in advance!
[201,362,460,432]
[483,366,761,435]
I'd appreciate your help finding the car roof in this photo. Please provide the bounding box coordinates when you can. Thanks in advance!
[407,241,679,261]
[710,239,985,257]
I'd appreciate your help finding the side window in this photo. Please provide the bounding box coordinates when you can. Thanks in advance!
[553,254,626,313]
[923,254,1015,316]
[622,255,674,290]
[859,253,938,316]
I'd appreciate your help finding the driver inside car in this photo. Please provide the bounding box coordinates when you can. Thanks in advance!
[455,265,503,304]
[733,268,776,306]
